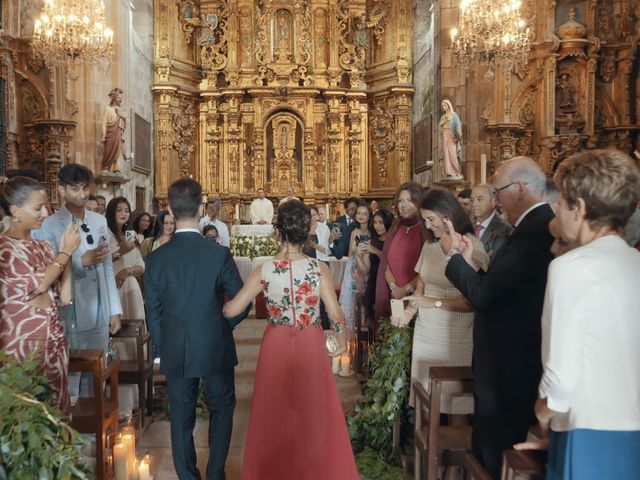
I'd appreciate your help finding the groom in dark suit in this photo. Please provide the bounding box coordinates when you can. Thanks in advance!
[145,178,250,480]
[442,157,554,478]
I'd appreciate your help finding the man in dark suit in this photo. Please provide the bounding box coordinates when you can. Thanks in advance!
[471,183,513,260]
[330,197,357,259]
[145,178,250,480]
[441,157,554,478]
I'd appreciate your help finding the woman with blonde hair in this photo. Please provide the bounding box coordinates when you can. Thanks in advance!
[529,149,640,479]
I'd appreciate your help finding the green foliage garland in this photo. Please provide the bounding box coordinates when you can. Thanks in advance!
[0,352,89,480]
[348,321,413,480]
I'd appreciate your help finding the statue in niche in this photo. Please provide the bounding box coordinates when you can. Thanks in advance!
[274,10,293,61]
[438,99,463,180]
[557,73,576,110]
[101,88,127,173]
[354,14,368,50]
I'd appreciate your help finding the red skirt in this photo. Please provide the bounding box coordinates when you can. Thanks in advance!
[241,324,359,480]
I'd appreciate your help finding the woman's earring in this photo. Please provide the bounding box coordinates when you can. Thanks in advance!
[14,215,22,223]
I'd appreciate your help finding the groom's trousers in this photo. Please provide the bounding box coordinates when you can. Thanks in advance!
[166,368,236,480]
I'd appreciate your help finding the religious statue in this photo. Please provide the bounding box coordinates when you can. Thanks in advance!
[556,73,576,110]
[354,14,368,50]
[100,87,127,173]
[438,99,463,180]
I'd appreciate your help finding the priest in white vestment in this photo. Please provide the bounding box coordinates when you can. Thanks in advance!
[250,188,274,224]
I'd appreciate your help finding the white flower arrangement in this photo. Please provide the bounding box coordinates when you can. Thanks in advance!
[230,234,279,259]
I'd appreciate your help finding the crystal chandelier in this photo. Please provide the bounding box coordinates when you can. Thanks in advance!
[32,0,114,67]
[450,0,532,72]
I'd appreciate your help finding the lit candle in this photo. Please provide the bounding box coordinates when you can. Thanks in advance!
[480,154,487,184]
[113,441,128,480]
[121,433,136,479]
[340,354,351,376]
[138,455,151,480]
[331,355,341,375]
[235,203,240,222]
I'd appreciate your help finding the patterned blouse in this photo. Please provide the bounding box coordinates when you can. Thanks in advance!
[260,257,343,333]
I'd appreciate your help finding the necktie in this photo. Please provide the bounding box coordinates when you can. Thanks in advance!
[475,224,484,238]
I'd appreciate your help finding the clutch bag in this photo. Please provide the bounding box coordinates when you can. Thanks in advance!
[325,331,340,357]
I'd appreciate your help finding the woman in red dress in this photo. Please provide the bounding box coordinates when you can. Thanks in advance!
[0,177,81,413]
[224,200,359,480]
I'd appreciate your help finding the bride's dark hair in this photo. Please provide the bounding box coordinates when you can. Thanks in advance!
[276,200,311,245]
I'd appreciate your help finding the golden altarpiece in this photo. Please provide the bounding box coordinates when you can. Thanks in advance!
[478,0,639,175]
[153,0,414,213]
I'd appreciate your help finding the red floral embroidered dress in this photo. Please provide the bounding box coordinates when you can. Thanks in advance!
[0,235,70,413]
[241,258,359,480]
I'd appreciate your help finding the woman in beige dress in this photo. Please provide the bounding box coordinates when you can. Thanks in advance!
[140,211,175,258]
[399,189,489,412]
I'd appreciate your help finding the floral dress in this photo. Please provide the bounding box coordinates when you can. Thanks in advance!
[241,258,359,480]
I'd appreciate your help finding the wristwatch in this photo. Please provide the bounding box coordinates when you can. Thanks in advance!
[434,300,443,309]
[389,282,398,291]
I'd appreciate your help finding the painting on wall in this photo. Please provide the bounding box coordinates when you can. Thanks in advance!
[413,115,432,173]
[132,113,152,174]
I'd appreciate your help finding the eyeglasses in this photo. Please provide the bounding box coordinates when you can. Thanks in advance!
[494,181,528,193]
[205,235,218,243]
[80,223,94,245]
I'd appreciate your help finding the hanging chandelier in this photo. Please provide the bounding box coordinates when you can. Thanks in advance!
[450,0,532,72]
[32,0,114,67]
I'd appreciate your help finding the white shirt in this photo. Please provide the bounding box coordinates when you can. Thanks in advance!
[314,222,331,262]
[539,235,640,432]
[197,217,230,247]
[515,202,546,227]
[175,228,200,234]
[249,198,274,224]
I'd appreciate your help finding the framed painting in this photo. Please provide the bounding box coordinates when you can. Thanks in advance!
[132,112,152,175]
[413,115,432,173]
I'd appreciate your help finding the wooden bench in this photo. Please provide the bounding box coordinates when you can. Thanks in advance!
[68,349,120,480]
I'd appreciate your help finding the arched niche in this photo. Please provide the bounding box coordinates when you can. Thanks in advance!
[264,109,304,195]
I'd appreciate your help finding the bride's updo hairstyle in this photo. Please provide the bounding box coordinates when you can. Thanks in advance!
[276,200,311,245]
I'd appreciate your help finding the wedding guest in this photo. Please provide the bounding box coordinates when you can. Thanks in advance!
[0,176,81,413]
[33,164,122,398]
[375,182,428,321]
[370,199,379,214]
[330,197,358,259]
[317,205,334,232]
[362,208,393,339]
[441,156,554,477]
[86,195,100,213]
[339,201,373,330]
[249,187,274,225]
[140,211,175,258]
[399,189,489,414]
[203,224,220,244]
[145,178,249,480]
[95,195,107,215]
[105,197,145,319]
[223,200,358,480]
[471,183,512,259]
[456,188,472,218]
[199,198,230,247]
[533,149,640,479]
[543,177,561,213]
[306,205,331,261]
[132,211,153,243]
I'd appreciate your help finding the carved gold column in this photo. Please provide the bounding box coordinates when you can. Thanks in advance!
[200,95,222,195]
[153,88,176,205]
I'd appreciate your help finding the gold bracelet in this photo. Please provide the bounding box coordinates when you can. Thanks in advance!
[52,261,65,271]
[58,251,71,258]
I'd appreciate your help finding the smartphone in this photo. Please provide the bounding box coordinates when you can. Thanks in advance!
[358,233,370,244]
[390,299,405,319]
[124,230,136,242]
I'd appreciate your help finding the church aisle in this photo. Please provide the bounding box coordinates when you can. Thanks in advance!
[137,317,362,479]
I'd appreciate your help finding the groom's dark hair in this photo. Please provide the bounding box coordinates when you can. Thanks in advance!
[168,178,202,220]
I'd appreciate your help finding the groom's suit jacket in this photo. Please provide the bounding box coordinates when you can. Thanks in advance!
[144,230,249,378]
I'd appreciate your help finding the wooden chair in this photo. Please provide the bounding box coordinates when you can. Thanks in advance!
[500,449,546,479]
[354,293,372,381]
[414,366,474,480]
[444,450,494,480]
[113,318,154,427]
[68,349,120,480]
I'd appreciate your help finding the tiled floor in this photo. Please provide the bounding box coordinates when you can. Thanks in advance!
[137,318,362,479]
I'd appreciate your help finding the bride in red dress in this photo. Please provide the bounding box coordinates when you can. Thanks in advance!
[0,176,81,413]
[224,200,359,480]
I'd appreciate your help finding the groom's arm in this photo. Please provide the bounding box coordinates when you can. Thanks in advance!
[220,248,250,328]
[144,262,163,355]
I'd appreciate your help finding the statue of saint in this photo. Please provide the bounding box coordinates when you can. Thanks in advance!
[354,14,368,50]
[101,88,126,173]
[438,99,464,180]
[556,73,576,110]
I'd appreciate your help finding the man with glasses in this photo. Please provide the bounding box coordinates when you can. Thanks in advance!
[34,164,122,398]
[440,156,554,478]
